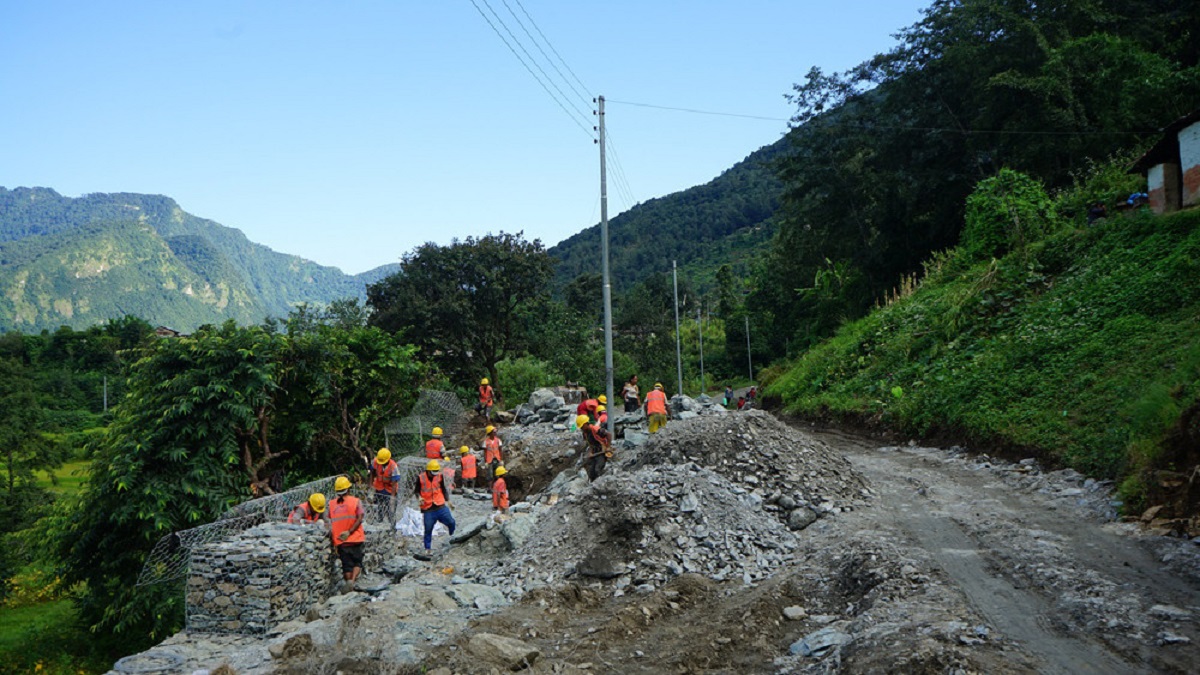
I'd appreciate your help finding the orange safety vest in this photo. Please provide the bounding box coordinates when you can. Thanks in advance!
[419,472,447,511]
[287,502,319,524]
[484,436,503,464]
[646,389,668,415]
[425,438,444,459]
[328,495,364,546]
[479,385,495,405]
[460,453,478,479]
[371,459,400,494]
[582,423,610,452]
[492,477,509,510]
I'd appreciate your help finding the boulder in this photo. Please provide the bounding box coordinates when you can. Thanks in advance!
[790,627,852,657]
[528,388,564,412]
[677,411,699,421]
[450,518,488,544]
[381,556,422,582]
[500,515,535,551]
[467,633,541,670]
[623,430,650,448]
[538,408,558,422]
[787,507,818,531]
[493,410,516,424]
[447,583,509,610]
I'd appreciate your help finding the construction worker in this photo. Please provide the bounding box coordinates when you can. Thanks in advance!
[458,445,478,492]
[414,459,456,557]
[370,448,401,522]
[482,425,504,485]
[578,414,611,481]
[328,476,365,590]
[575,394,601,419]
[596,404,608,427]
[425,427,446,460]
[645,383,669,433]
[477,378,496,421]
[287,493,326,524]
[492,466,510,514]
[622,375,640,413]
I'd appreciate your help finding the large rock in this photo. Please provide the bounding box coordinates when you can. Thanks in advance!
[500,515,535,551]
[447,583,509,609]
[450,517,489,544]
[528,388,565,412]
[787,507,818,531]
[493,410,516,424]
[669,395,700,416]
[467,633,541,670]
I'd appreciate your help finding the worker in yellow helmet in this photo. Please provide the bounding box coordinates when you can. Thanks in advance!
[425,427,445,460]
[370,448,401,523]
[413,459,456,558]
[476,377,497,422]
[645,383,668,434]
[288,493,326,524]
[577,414,611,481]
[328,476,365,591]
[482,424,504,487]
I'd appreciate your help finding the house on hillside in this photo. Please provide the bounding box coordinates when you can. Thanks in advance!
[154,325,187,338]
[1131,109,1200,214]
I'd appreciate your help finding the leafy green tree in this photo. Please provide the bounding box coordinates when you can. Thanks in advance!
[367,232,554,392]
[961,169,1057,261]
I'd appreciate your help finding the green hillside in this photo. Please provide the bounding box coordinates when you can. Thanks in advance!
[0,187,395,331]
[548,136,787,293]
[767,201,1200,513]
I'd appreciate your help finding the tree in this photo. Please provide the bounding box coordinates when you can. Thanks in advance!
[367,232,554,391]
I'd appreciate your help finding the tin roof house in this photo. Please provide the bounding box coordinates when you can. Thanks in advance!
[1131,109,1200,214]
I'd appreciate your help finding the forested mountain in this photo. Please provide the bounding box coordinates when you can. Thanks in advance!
[548,136,788,293]
[0,187,397,332]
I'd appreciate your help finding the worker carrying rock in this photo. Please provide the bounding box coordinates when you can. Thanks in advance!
[414,459,456,559]
[287,492,326,524]
[458,445,478,492]
[328,476,365,592]
[425,427,446,460]
[476,377,496,422]
[482,425,504,485]
[644,382,669,434]
[370,448,401,523]
[492,465,510,514]
[578,414,611,481]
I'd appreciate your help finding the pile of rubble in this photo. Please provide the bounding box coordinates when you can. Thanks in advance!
[469,462,801,593]
[624,409,871,527]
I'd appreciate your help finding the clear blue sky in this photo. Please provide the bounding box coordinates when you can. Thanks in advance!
[1,1,929,275]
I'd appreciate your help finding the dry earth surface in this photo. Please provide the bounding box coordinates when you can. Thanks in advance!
[111,403,1200,675]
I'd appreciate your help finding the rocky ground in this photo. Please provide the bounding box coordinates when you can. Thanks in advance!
[111,394,1200,674]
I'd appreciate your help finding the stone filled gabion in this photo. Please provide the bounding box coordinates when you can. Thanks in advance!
[185,521,403,634]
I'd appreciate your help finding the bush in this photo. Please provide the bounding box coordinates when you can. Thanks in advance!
[960,169,1057,262]
[495,356,565,407]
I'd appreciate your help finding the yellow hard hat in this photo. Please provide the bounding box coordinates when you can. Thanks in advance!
[598,394,607,404]
[431,427,443,437]
[308,493,326,513]
[460,445,470,454]
[598,405,606,412]
[334,476,351,492]
[376,448,391,464]
[426,459,441,472]
[654,382,663,389]
[494,466,507,477]
[575,414,591,428]
[485,425,496,434]
[481,377,489,385]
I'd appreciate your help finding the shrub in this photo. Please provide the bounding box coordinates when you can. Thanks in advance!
[495,356,564,407]
[960,169,1057,262]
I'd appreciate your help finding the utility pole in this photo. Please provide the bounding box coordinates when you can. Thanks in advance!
[597,96,616,438]
[103,375,108,413]
[673,260,683,397]
[697,307,705,395]
[745,315,753,383]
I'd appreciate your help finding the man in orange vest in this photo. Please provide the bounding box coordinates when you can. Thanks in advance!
[645,382,669,434]
[425,427,446,460]
[414,460,456,557]
[370,448,401,523]
[476,378,496,422]
[577,414,611,481]
[596,404,608,427]
[492,466,510,514]
[482,425,504,485]
[328,476,365,590]
[287,493,326,524]
[458,445,478,492]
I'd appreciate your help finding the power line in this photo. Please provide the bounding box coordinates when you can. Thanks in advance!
[510,0,593,105]
[467,0,595,139]
[607,98,790,122]
[501,0,592,110]
[479,0,593,126]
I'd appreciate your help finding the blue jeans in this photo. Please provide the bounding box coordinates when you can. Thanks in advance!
[422,505,456,550]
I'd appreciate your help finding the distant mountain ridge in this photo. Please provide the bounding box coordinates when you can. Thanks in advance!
[548,134,790,292]
[0,187,398,332]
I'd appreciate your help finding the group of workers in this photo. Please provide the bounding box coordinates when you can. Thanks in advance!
[286,419,512,587]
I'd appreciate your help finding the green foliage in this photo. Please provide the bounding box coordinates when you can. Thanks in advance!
[496,356,564,407]
[0,597,110,674]
[368,232,555,388]
[961,169,1057,262]
[770,205,1200,502]
[1053,153,1145,226]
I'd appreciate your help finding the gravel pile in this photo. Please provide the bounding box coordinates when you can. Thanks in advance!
[469,462,801,594]
[624,410,871,526]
